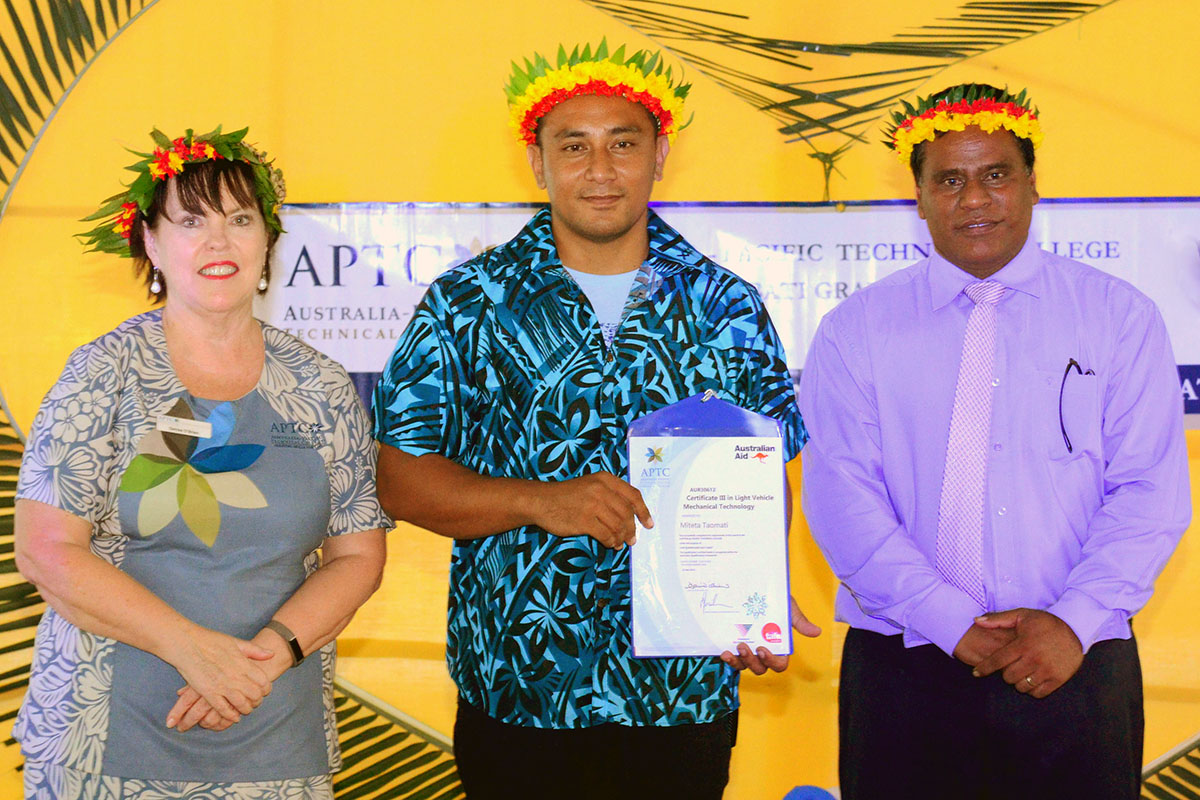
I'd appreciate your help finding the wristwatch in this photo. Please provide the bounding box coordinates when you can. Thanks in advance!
[265,619,306,667]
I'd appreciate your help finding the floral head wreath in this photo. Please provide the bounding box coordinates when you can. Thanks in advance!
[504,39,692,146]
[79,126,286,257]
[884,84,1044,164]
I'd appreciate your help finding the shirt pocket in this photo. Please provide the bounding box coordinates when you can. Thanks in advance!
[1036,368,1102,461]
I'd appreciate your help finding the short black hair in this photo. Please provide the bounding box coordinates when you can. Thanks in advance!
[907,83,1037,182]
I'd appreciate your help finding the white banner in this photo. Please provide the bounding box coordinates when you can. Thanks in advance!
[256,200,1200,410]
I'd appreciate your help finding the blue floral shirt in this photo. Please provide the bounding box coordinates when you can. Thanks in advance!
[373,208,807,728]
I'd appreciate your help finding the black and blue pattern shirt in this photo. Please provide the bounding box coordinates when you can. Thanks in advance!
[373,208,807,728]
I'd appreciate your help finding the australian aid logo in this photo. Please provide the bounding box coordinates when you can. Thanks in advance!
[761,622,783,645]
[734,443,776,462]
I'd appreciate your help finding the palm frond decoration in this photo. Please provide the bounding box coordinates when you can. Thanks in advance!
[332,680,463,800]
[0,0,157,221]
[584,0,1115,198]
[0,388,39,778]
[1142,735,1200,800]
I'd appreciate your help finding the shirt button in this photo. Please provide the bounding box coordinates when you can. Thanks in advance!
[997,506,1007,516]
[991,377,1000,387]
[596,598,610,610]
[993,443,1002,451]
[605,351,614,363]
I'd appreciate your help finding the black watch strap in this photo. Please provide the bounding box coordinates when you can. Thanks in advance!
[265,619,305,667]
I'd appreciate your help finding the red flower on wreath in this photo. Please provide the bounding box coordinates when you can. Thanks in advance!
[191,141,219,160]
[519,80,675,145]
[149,139,221,181]
[113,202,139,239]
[149,147,185,180]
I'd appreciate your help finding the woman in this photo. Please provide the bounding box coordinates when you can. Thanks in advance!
[13,126,390,798]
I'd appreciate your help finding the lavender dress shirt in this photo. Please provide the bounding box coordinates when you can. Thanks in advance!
[799,235,1190,657]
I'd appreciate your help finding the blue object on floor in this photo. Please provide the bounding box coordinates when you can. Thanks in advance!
[784,787,837,800]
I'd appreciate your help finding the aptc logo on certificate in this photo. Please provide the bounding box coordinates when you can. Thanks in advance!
[627,392,792,658]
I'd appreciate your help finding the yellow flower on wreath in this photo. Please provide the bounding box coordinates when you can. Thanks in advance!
[884,84,1044,163]
[504,39,692,146]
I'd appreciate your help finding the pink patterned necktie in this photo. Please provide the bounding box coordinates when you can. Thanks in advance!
[936,280,1006,607]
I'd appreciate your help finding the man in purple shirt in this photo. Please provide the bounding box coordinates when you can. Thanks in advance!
[799,83,1190,799]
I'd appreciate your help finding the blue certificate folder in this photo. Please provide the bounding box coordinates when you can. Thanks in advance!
[627,392,793,657]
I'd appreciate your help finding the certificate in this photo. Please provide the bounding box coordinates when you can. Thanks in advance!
[627,392,792,657]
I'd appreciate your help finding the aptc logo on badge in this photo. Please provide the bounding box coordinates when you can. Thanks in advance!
[645,446,664,463]
[761,622,783,645]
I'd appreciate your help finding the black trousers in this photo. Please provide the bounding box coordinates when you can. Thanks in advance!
[839,628,1144,800]
[453,697,737,800]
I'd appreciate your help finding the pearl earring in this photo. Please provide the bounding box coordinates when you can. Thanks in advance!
[258,274,269,292]
[150,268,162,295]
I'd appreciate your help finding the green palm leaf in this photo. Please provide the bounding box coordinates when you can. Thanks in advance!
[584,0,1114,197]
[0,388,42,752]
[331,681,464,799]
[1143,741,1200,799]
[0,0,156,220]
[2,1,52,105]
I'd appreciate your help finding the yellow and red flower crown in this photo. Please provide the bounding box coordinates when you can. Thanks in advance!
[504,40,691,146]
[884,85,1044,163]
[79,126,286,257]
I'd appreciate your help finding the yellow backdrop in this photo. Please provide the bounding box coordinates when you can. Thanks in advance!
[1,1,1197,796]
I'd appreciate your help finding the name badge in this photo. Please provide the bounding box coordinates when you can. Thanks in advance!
[157,415,212,439]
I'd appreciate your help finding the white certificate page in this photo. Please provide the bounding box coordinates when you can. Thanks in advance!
[628,434,791,657]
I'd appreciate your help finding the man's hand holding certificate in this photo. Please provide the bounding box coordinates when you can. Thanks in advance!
[628,392,807,660]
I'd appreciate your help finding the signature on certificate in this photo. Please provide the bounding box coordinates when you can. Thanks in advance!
[699,590,733,612]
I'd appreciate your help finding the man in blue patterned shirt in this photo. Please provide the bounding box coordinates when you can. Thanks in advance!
[373,43,813,799]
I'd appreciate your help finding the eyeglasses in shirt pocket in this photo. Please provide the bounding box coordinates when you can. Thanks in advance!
[1044,365,1101,461]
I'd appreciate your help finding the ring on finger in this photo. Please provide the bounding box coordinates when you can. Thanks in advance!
[1024,675,1035,688]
